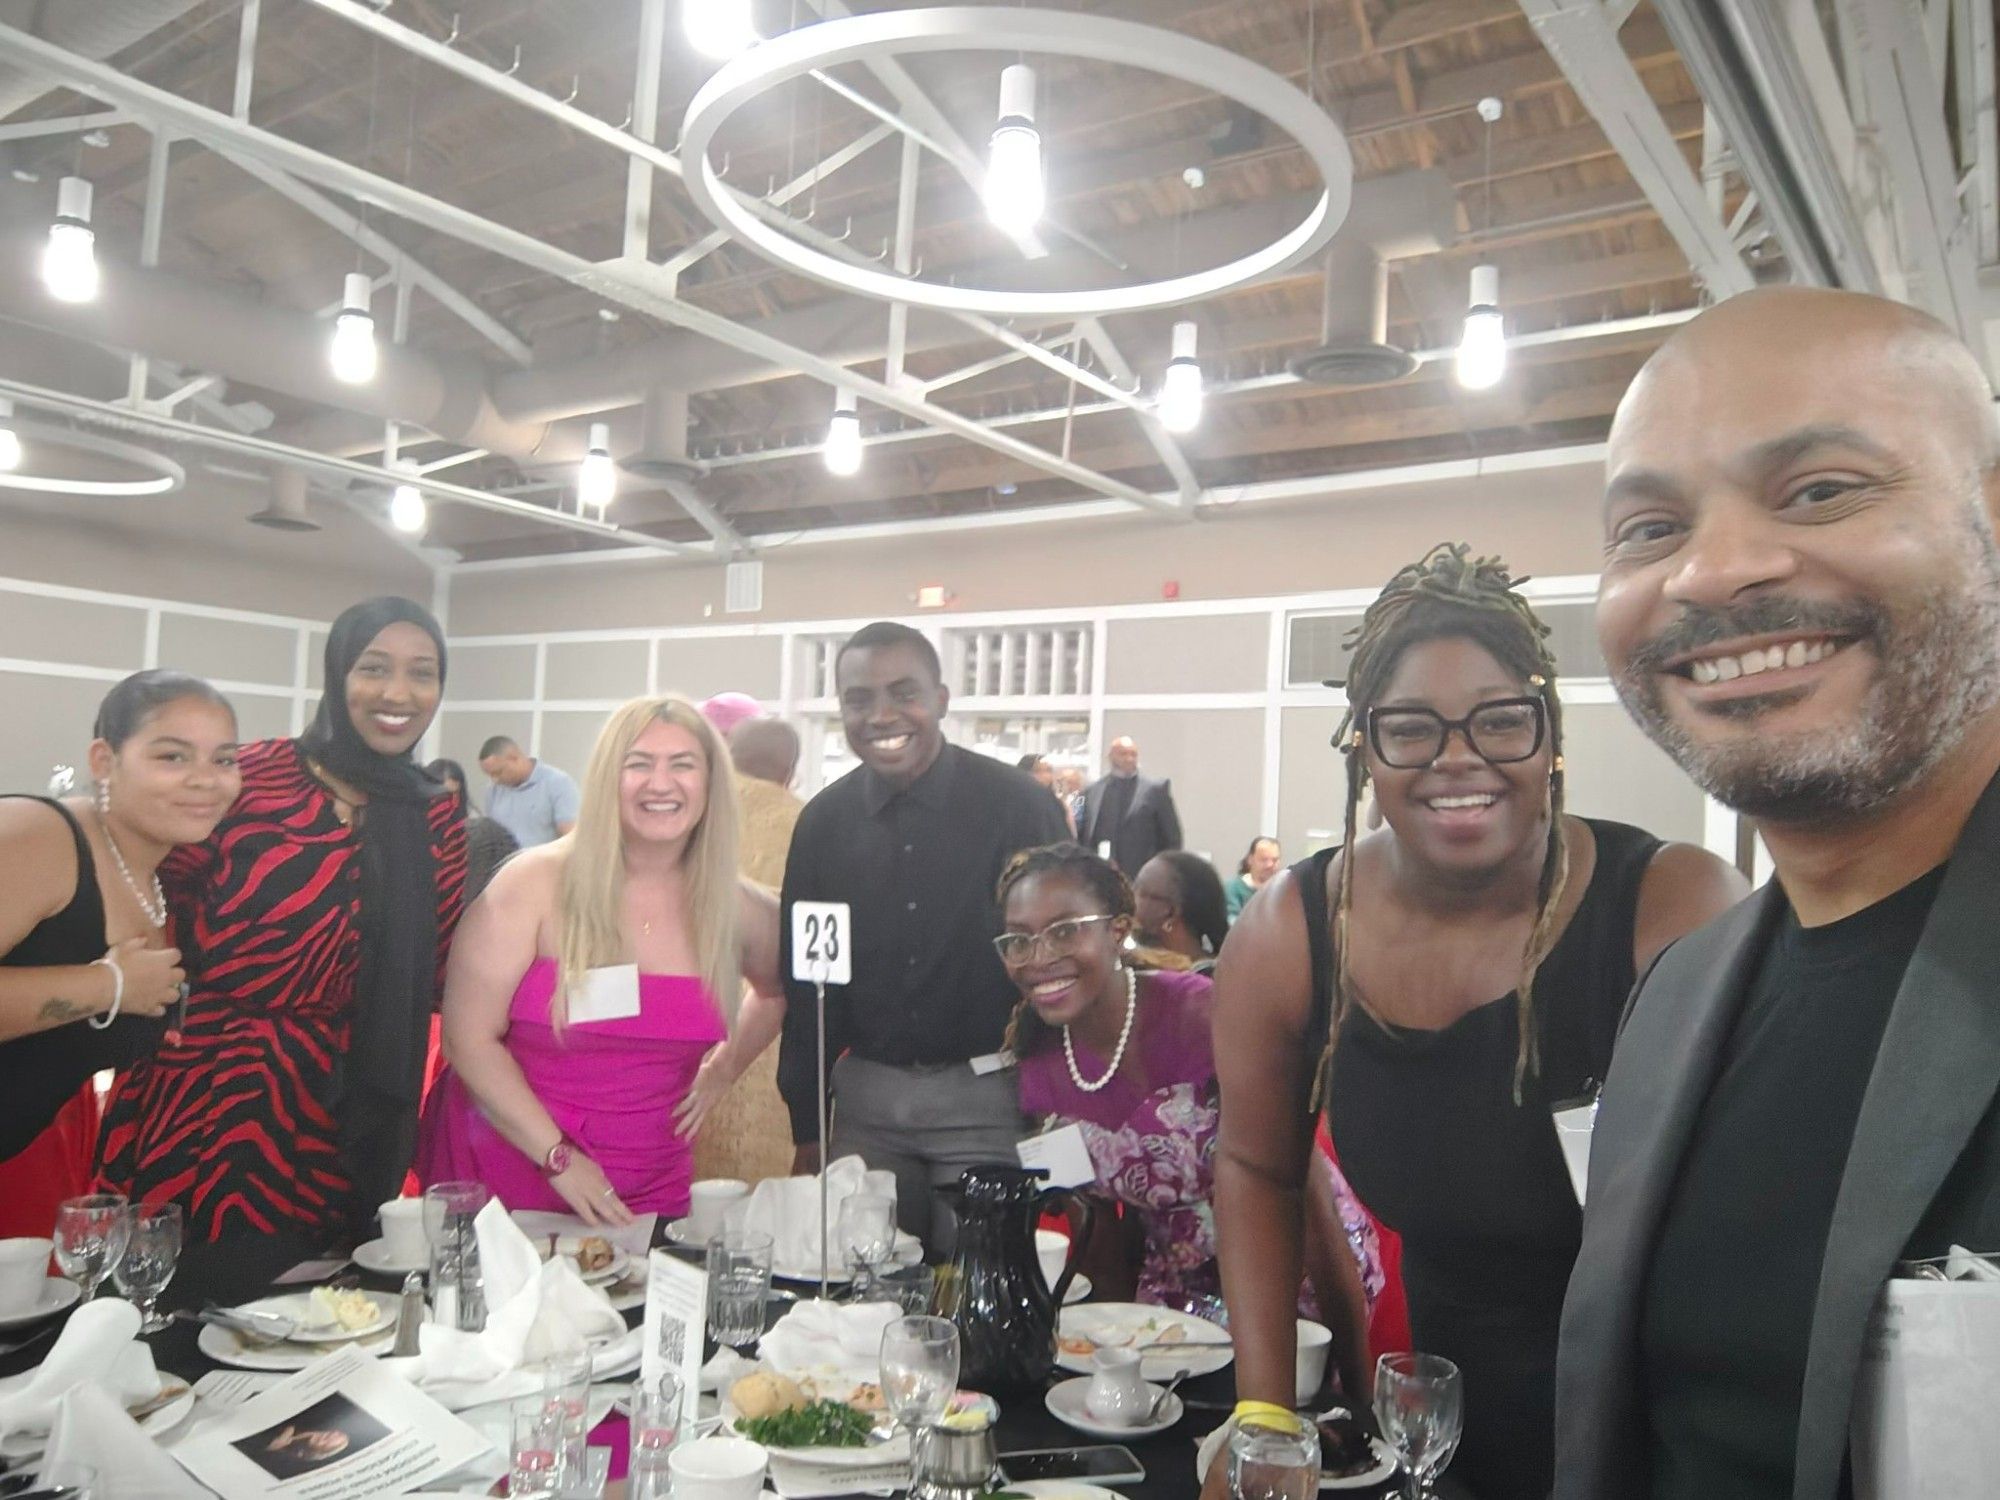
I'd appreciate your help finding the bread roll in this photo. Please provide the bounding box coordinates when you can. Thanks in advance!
[730,1371,807,1419]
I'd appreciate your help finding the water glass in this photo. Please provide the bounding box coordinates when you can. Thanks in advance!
[111,1202,181,1333]
[861,1263,936,1314]
[627,1371,685,1500]
[705,1230,774,1350]
[423,1180,488,1331]
[1228,1417,1321,1500]
[836,1192,896,1293]
[53,1195,130,1304]
[511,1398,565,1498]
[1373,1351,1464,1500]
[879,1315,960,1433]
[541,1343,595,1484]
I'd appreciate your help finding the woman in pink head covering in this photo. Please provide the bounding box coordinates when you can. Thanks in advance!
[700,693,763,739]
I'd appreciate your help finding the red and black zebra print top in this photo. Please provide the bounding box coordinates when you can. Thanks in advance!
[98,737,466,1242]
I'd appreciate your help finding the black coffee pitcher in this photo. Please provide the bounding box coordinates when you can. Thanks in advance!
[934,1165,1093,1394]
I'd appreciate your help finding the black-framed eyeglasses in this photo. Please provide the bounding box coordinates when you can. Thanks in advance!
[1362,696,1547,769]
[992,914,1117,966]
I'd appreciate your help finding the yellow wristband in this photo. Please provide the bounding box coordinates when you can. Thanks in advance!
[1232,1400,1304,1434]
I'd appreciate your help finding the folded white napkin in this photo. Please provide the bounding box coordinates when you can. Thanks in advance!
[380,1199,631,1409]
[754,1299,900,1401]
[733,1156,871,1272]
[0,1299,158,1440]
[38,1382,206,1499]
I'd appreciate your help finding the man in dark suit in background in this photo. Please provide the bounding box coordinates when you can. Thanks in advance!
[1558,287,2000,1500]
[1080,736,1183,874]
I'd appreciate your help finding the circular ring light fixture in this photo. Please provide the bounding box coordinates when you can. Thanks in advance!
[678,7,1354,317]
[0,422,185,496]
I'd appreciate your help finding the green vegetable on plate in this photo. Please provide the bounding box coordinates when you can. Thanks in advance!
[737,1398,876,1449]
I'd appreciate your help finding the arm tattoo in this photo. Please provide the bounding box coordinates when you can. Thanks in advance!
[38,996,87,1024]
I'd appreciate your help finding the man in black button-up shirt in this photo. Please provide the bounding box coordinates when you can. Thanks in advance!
[777,622,1069,1253]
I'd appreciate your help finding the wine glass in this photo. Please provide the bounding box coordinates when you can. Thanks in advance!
[1373,1352,1463,1500]
[879,1315,960,1435]
[53,1194,130,1304]
[836,1193,896,1297]
[1228,1417,1321,1500]
[111,1202,182,1332]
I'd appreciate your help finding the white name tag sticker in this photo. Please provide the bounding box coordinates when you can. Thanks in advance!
[969,1051,1015,1076]
[791,901,853,985]
[570,963,642,1024]
[1017,1123,1096,1189]
[1096,841,1113,861]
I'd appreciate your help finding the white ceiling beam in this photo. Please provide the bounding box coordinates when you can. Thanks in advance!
[0,110,128,144]
[0,20,1176,520]
[622,0,667,263]
[220,152,534,365]
[1834,0,1988,366]
[659,475,750,555]
[1076,319,1206,507]
[1518,0,1756,298]
[1953,0,1997,266]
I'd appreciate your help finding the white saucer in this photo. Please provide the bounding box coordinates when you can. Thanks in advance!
[353,1237,429,1277]
[1044,1375,1184,1440]
[0,1278,79,1329]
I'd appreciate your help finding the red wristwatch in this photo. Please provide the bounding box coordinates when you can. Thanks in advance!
[540,1136,576,1177]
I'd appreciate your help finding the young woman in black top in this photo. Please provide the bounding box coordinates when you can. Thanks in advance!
[1209,546,1746,1500]
[0,670,239,1234]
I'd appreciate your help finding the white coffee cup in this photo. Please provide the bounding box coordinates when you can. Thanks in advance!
[378,1198,427,1265]
[0,1238,50,1317]
[1295,1318,1333,1404]
[1084,1347,1151,1425]
[669,1435,768,1500]
[1035,1228,1070,1291]
[688,1179,750,1242]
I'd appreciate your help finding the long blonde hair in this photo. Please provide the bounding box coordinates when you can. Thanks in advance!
[553,695,741,1034]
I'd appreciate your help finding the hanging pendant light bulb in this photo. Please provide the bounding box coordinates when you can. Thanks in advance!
[983,64,1045,237]
[685,0,757,59]
[579,421,617,511]
[1455,263,1507,391]
[824,389,863,476]
[388,462,426,535]
[0,399,21,472]
[1158,321,1204,434]
[43,176,99,304]
[329,271,379,385]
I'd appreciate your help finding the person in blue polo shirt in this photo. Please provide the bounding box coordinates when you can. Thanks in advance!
[478,737,579,849]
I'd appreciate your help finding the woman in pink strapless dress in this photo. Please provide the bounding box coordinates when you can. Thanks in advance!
[418,697,784,1226]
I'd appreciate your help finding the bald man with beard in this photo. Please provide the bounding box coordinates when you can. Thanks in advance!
[1557,288,2000,1500]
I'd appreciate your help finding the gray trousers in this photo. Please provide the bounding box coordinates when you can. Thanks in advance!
[828,1054,1027,1260]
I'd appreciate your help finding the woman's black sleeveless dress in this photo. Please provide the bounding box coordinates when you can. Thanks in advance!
[1297,819,1661,1500]
[0,796,161,1159]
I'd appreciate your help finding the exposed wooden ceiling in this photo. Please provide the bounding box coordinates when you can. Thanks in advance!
[0,0,1741,561]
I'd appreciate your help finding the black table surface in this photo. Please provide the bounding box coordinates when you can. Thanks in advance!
[2,1234,1470,1500]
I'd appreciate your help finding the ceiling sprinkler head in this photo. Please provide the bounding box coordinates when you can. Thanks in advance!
[1182,166,1206,190]
[1476,96,1504,124]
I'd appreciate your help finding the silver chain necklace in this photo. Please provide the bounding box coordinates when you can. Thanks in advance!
[1063,965,1137,1094]
[96,793,166,928]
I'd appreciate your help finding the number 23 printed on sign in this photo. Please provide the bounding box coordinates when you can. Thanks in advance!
[790,900,853,985]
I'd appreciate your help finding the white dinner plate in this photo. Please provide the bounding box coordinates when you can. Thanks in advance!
[353,1237,428,1277]
[238,1288,398,1343]
[669,1221,922,1281]
[1055,1303,1233,1380]
[1043,1375,1183,1440]
[548,1238,629,1286]
[196,1317,399,1371]
[1009,1481,1132,1500]
[0,1278,79,1329]
[0,1376,195,1459]
[1193,1415,1399,1492]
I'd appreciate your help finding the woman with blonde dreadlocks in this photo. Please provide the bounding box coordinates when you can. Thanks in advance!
[1209,545,1743,1500]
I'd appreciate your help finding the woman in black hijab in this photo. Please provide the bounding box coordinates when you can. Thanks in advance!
[99,598,467,1243]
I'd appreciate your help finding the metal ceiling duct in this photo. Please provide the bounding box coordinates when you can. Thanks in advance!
[0,0,204,120]
[247,465,320,532]
[1288,170,1459,387]
[619,389,704,483]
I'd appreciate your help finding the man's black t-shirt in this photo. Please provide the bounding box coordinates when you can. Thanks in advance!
[1641,864,1946,1500]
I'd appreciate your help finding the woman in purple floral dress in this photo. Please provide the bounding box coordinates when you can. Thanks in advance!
[997,844,1381,1400]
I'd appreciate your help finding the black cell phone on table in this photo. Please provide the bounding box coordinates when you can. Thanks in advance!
[998,1446,1148,1486]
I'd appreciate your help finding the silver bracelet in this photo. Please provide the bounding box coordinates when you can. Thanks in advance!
[88,954,124,1030]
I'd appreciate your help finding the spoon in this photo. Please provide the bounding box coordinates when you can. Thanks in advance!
[1143,1367,1194,1424]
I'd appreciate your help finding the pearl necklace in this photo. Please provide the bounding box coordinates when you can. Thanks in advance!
[1064,966,1137,1094]
[97,805,166,929]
